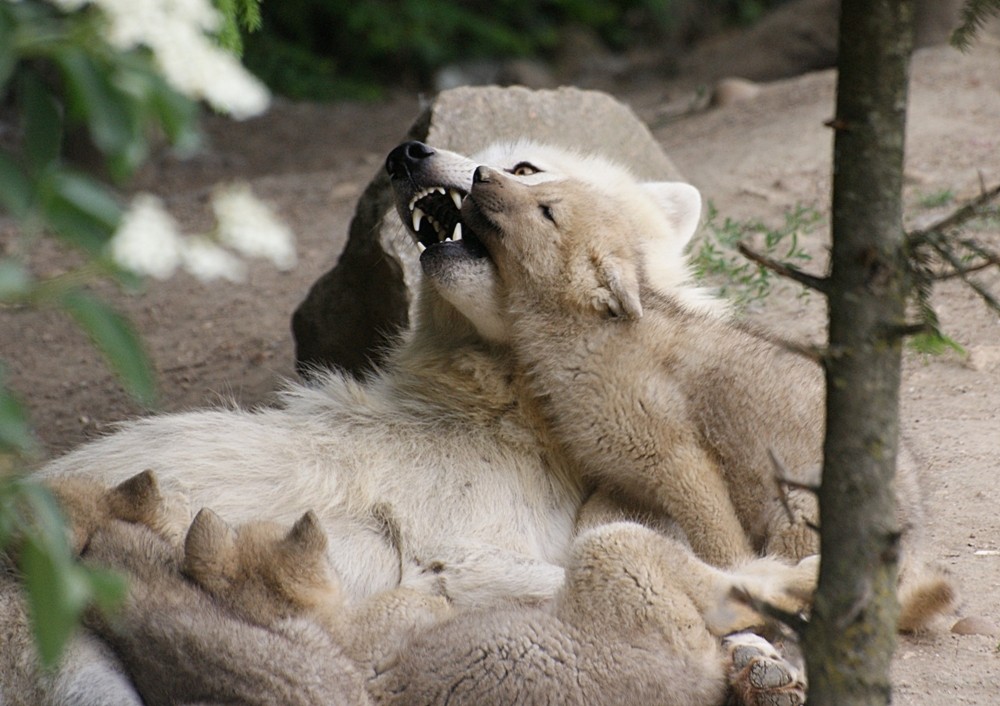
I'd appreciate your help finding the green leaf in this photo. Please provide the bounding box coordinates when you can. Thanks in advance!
[0,381,37,457]
[0,151,32,218]
[17,482,127,667]
[908,330,967,356]
[84,566,128,616]
[0,260,32,301]
[12,480,114,669]
[56,48,144,180]
[20,533,89,668]
[20,73,63,172]
[147,75,200,154]
[38,170,122,254]
[59,290,157,406]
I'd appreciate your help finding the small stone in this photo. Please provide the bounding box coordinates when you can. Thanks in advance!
[967,345,1000,371]
[712,77,763,107]
[951,616,999,636]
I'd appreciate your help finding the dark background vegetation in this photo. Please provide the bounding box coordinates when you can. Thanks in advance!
[243,0,791,98]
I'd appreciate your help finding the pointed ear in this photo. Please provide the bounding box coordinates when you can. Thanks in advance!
[641,182,702,247]
[106,469,161,524]
[595,252,643,320]
[183,508,237,590]
[284,510,327,557]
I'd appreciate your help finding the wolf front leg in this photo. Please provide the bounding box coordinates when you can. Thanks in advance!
[606,435,755,568]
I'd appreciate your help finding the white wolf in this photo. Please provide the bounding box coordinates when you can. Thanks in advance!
[25,140,933,703]
[37,140,725,609]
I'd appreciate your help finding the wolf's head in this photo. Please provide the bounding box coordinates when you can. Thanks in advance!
[386,140,713,342]
[461,167,648,321]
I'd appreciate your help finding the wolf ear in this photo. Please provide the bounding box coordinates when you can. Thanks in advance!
[106,469,161,525]
[641,182,702,247]
[595,253,643,320]
[183,508,237,589]
[284,510,328,557]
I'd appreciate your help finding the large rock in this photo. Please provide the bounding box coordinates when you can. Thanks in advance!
[292,85,683,377]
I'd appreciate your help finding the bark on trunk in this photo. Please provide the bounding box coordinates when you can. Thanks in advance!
[803,1,915,704]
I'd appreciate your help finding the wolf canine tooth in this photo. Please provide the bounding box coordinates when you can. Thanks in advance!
[412,208,424,232]
[416,241,426,253]
[452,223,462,241]
[450,189,463,210]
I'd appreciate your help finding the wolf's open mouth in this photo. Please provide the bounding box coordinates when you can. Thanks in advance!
[407,186,486,256]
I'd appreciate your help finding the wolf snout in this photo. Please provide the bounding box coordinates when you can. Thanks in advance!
[386,140,436,179]
[473,166,500,184]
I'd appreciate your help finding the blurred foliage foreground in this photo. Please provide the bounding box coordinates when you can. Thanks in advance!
[0,0,294,669]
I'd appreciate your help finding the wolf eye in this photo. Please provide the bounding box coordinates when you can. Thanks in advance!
[540,204,556,223]
[510,162,541,176]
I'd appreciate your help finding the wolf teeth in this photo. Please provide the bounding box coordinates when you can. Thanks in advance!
[412,208,424,232]
[417,241,426,253]
[408,186,463,214]
[452,223,462,241]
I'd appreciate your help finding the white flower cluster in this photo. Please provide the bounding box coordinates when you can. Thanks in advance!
[213,184,296,269]
[109,187,296,283]
[47,0,270,119]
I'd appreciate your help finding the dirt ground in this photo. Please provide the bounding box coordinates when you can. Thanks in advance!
[1,36,998,704]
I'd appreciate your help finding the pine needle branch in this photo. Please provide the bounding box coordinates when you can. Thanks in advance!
[951,0,1000,51]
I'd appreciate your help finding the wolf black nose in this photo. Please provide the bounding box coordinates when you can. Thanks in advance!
[473,166,492,184]
[386,141,435,179]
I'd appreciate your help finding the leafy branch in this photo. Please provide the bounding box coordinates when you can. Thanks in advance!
[692,202,821,307]
[1,0,270,669]
[708,183,1000,355]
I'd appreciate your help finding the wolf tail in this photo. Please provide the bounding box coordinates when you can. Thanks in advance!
[897,563,956,633]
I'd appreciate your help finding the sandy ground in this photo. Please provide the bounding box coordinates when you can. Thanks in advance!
[1,40,998,703]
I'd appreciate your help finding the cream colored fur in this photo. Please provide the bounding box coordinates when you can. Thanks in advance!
[371,521,815,706]
[181,508,451,676]
[465,166,953,627]
[24,141,950,703]
[36,143,725,613]
[181,509,817,706]
[0,473,171,706]
[74,475,369,706]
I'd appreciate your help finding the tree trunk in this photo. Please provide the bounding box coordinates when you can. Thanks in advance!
[803,1,915,704]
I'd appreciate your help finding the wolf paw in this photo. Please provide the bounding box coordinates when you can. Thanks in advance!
[724,633,806,706]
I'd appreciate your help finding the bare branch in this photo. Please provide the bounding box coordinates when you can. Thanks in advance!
[886,322,932,339]
[928,238,1000,314]
[729,586,810,637]
[907,182,1000,247]
[957,237,1000,265]
[743,325,827,366]
[771,452,798,526]
[737,241,831,295]
[930,259,997,281]
[769,449,821,494]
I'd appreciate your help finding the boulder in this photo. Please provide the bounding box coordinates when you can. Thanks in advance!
[292,85,683,377]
